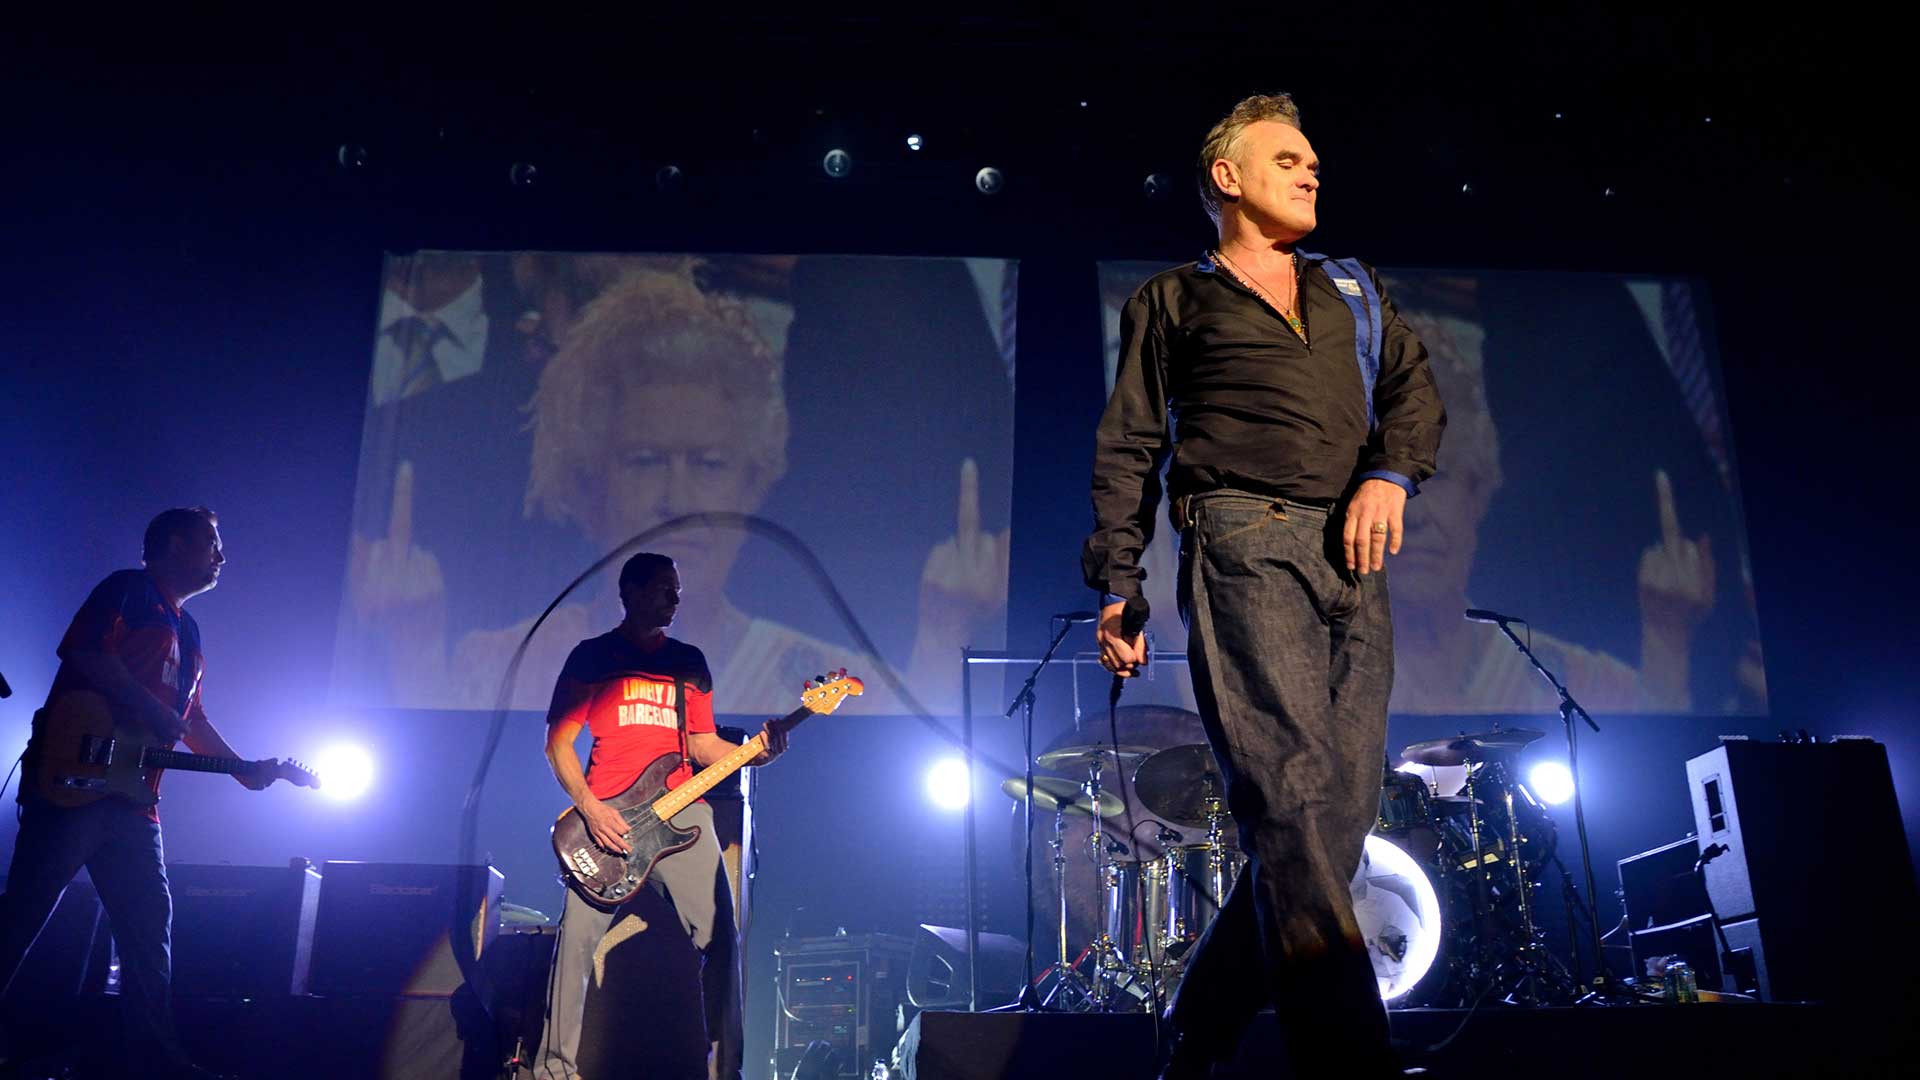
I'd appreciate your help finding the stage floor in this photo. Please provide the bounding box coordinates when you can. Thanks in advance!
[4,994,1916,1078]
[893,1003,1917,1079]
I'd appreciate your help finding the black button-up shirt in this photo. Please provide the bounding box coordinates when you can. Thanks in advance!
[1083,253,1446,605]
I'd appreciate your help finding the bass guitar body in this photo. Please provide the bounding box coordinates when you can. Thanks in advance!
[551,753,699,910]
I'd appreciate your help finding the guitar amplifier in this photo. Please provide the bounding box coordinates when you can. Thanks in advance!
[167,861,321,997]
[307,862,503,998]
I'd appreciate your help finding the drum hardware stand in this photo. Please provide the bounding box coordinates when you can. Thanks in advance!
[1035,803,1098,1010]
[1472,611,1632,1004]
[991,615,1084,1013]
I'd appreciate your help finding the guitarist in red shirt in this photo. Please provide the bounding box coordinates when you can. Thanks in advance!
[1,508,297,1080]
[535,552,787,1080]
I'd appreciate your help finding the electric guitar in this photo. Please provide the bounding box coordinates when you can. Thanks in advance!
[29,689,320,808]
[552,670,863,909]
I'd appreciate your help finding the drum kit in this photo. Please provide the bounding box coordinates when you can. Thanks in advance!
[1003,721,1579,1013]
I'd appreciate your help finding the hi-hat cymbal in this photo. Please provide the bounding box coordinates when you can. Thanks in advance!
[1132,744,1229,828]
[1000,776,1124,818]
[1401,729,1546,766]
[1035,743,1157,774]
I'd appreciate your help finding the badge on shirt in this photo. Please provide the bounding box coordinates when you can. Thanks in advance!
[1334,278,1363,296]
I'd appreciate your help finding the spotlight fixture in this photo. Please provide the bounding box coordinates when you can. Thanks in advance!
[336,143,369,170]
[655,164,685,192]
[1528,762,1575,806]
[508,161,539,187]
[974,166,1005,196]
[1143,172,1172,199]
[314,743,376,801]
[906,133,924,152]
[822,149,853,179]
[1459,182,1474,196]
[925,758,971,810]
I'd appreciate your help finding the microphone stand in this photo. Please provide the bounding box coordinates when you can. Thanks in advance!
[988,614,1082,1013]
[1483,617,1632,1003]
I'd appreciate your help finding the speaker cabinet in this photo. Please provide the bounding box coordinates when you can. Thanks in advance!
[1686,738,1918,1002]
[168,862,320,998]
[308,862,503,998]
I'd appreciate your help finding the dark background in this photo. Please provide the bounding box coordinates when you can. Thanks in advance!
[2,12,1913,1078]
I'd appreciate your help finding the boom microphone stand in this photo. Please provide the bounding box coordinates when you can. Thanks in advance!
[1466,609,1631,1002]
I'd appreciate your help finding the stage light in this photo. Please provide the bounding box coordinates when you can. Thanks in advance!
[822,149,853,179]
[1459,182,1474,196]
[925,758,970,810]
[974,167,1004,196]
[508,161,539,187]
[1528,761,1575,806]
[655,165,685,192]
[336,143,369,170]
[314,744,375,801]
[906,133,924,152]
[1143,172,1172,199]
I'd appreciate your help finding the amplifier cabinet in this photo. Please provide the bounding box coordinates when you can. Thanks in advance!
[308,862,503,998]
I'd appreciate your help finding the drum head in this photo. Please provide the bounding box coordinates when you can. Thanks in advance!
[1353,835,1443,1001]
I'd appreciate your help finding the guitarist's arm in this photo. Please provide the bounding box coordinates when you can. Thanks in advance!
[61,649,188,742]
[179,705,275,790]
[546,676,632,855]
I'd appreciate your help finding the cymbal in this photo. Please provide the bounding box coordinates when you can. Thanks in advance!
[1035,743,1157,773]
[1401,729,1546,766]
[1000,776,1124,818]
[1132,744,1229,828]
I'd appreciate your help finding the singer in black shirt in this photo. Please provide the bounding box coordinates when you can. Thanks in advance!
[1088,95,1444,1080]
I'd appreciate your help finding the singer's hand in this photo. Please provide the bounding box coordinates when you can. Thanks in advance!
[1097,601,1147,677]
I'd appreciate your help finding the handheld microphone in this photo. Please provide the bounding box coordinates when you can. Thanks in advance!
[1052,611,1099,624]
[1109,596,1150,707]
[1464,608,1525,625]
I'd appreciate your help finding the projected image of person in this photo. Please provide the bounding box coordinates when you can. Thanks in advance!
[535,552,787,1080]
[344,259,1009,714]
[1086,95,1444,1078]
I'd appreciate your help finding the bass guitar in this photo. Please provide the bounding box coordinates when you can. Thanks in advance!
[29,689,320,807]
[553,671,862,908]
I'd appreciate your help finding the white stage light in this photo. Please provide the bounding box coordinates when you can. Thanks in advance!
[313,744,375,801]
[1528,761,1575,806]
[925,758,971,811]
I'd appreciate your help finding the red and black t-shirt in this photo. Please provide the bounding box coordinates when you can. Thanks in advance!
[37,569,206,818]
[548,631,715,799]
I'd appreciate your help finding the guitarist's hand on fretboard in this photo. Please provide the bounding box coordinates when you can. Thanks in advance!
[751,719,790,765]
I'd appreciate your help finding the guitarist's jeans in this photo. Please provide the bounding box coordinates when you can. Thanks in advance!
[536,801,743,1080]
[0,798,186,1071]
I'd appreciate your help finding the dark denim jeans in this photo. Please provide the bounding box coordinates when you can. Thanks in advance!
[1170,491,1396,1076]
[0,798,185,1075]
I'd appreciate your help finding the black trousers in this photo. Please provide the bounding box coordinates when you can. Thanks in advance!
[0,798,186,1075]
[1169,492,1396,1077]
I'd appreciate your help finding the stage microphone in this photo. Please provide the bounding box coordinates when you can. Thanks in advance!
[1464,608,1525,625]
[0,669,10,698]
[1053,611,1099,624]
[1694,842,1729,873]
[1109,596,1150,707]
